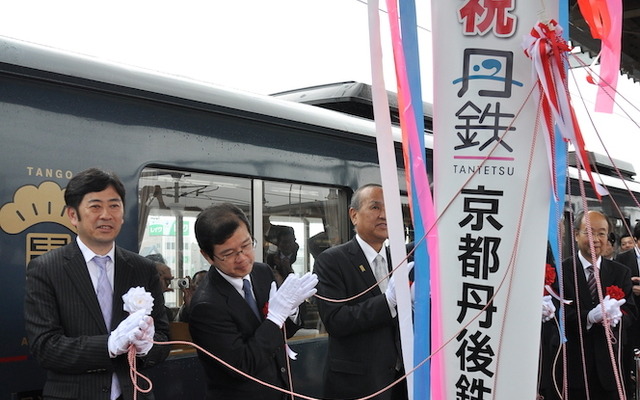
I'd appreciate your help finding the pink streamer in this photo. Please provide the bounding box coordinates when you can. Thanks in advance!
[385,1,444,398]
[594,0,622,113]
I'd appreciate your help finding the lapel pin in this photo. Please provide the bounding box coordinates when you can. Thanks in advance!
[359,265,365,272]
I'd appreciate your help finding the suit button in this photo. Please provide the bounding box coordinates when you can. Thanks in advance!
[102,386,109,393]
[280,367,286,373]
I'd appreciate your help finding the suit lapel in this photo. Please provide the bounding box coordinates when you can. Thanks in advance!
[598,259,617,292]
[347,238,381,295]
[112,247,131,329]
[251,268,269,320]
[212,269,260,323]
[63,243,110,332]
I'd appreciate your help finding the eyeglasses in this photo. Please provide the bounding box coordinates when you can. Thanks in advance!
[579,231,608,239]
[213,238,257,262]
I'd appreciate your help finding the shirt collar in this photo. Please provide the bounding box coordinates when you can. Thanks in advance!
[578,251,601,270]
[76,237,115,263]
[355,234,386,267]
[214,266,250,294]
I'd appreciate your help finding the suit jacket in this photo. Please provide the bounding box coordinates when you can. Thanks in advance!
[24,241,170,400]
[314,238,403,400]
[616,248,640,277]
[615,248,640,350]
[188,263,300,400]
[561,255,636,391]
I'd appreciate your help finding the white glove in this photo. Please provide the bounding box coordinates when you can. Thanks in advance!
[386,261,416,309]
[587,295,627,328]
[131,316,155,356]
[267,273,317,328]
[603,295,626,327]
[587,302,605,326]
[297,272,319,312]
[385,275,397,309]
[108,309,146,357]
[542,295,556,322]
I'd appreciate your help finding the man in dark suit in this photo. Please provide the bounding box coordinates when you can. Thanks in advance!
[561,210,636,400]
[24,168,170,400]
[314,184,408,400]
[614,223,640,396]
[189,203,317,400]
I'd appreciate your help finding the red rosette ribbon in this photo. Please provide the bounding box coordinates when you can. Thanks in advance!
[262,301,269,318]
[606,285,625,301]
[543,263,556,295]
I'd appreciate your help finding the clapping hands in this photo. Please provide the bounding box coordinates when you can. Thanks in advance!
[587,295,626,328]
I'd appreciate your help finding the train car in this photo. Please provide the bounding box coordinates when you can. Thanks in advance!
[0,36,422,399]
[2,36,640,399]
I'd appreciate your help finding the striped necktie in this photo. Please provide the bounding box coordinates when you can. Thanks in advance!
[587,265,598,301]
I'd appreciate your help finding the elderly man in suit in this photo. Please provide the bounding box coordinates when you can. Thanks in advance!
[561,210,636,399]
[24,168,170,400]
[314,183,408,400]
[189,203,317,400]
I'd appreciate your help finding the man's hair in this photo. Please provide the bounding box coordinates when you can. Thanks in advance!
[572,210,611,232]
[349,183,382,210]
[195,203,252,259]
[619,232,632,245]
[192,270,208,288]
[64,168,126,211]
[275,226,295,243]
[633,222,640,240]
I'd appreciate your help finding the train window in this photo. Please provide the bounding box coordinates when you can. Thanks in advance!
[261,182,349,336]
[138,167,351,340]
[138,168,252,310]
[262,183,349,275]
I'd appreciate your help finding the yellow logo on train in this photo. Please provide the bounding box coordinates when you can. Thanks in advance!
[0,181,75,265]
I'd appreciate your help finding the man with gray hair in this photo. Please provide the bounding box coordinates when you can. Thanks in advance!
[314,184,408,400]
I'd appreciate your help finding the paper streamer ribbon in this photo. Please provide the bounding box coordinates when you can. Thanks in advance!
[522,20,600,201]
[577,0,622,113]
[385,1,442,398]
[367,1,415,397]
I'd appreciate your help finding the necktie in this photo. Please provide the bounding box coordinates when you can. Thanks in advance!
[94,255,113,327]
[242,279,261,320]
[373,254,388,292]
[587,265,598,301]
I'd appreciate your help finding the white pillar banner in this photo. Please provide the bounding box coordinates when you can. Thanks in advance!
[431,1,555,399]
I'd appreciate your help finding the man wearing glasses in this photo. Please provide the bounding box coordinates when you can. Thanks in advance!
[189,203,317,400]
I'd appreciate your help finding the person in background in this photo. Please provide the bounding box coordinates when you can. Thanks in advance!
[266,226,299,286]
[620,232,636,253]
[189,203,317,400]
[24,167,170,400]
[603,232,617,260]
[175,269,208,323]
[561,210,636,399]
[314,184,408,400]
[146,254,176,321]
[146,254,174,293]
